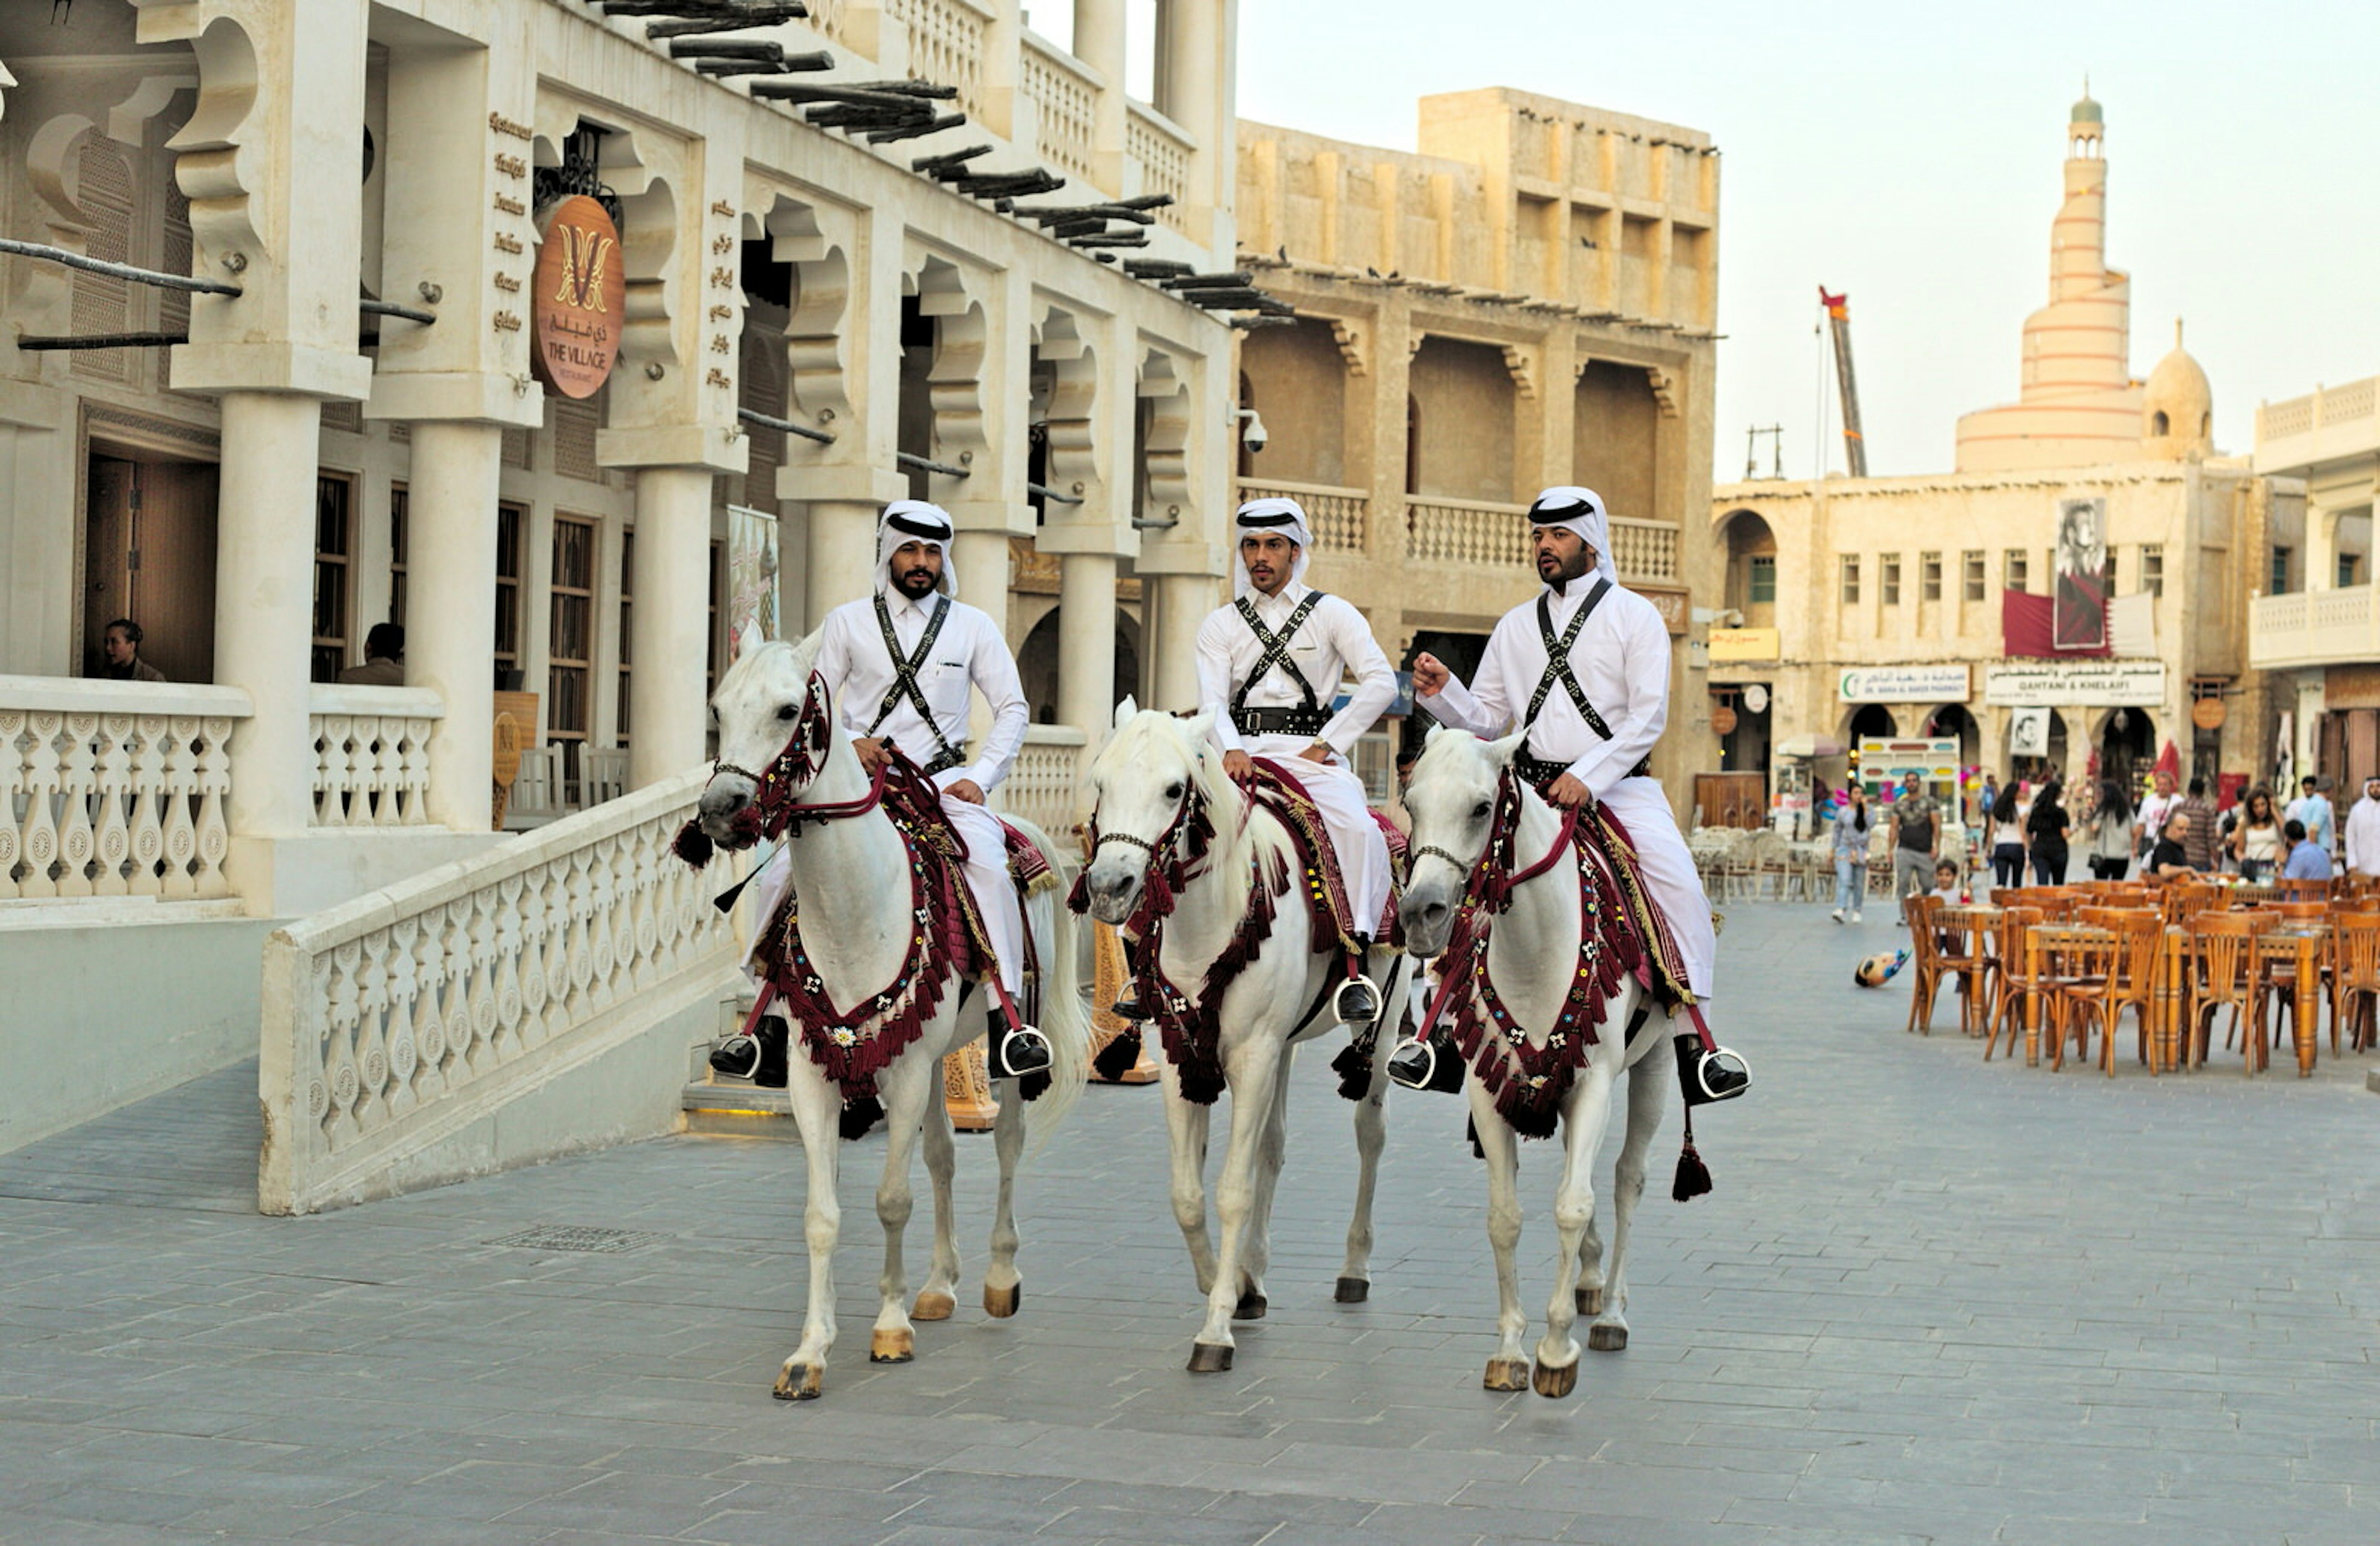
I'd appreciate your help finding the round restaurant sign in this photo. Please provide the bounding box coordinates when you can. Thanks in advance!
[2191,696,2227,731]
[531,195,626,399]
[1711,705,1739,736]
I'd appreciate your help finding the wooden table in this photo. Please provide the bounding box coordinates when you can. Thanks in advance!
[2025,924,2113,1066]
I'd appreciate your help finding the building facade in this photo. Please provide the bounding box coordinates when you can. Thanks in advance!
[1,0,1246,921]
[1708,95,2286,818]
[1232,88,1722,806]
[2247,375,2380,787]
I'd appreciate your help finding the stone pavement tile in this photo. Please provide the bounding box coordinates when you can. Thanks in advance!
[682,1512,901,1546]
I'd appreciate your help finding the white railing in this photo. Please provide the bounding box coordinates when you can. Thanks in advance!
[1236,478,1368,554]
[1127,100,1192,231]
[2249,583,2378,671]
[1020,31,1100,187]
[2259,374,2378,449]
[1609,515,1681,583]
[258,767,735,1214]
[803,0,851,43]
[0,676,247,902]
[309,685,441,829]
[1000,725,1088,836]
[889,0,988,118]
[1406,495,1532,565]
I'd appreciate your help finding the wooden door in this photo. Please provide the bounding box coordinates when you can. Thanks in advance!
[1693,771,1767,831]
[85,454,218,683]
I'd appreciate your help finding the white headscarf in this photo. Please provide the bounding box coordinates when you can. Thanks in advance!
[1526,484,1616,594]
[876,499,958,601]
[1232,496,1311,600]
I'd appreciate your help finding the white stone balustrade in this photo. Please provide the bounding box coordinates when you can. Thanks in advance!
[1127,100,1194,231]
[889,0,989,118]
[259,767,736,1214]
[999,725,1090,836]
[1405,497,1679,583]
[1019,29,1100,186]
[0,676,247,903]
[2250,583,2379,671]
[308,686,443,829]
[1608,516,1681,583]
[1235,479,1369,553]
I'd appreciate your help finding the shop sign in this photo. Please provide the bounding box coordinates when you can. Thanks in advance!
[1707,626,1779,663]
[1637,586,1690,636]
[1983,660,2164,707]
[532,195,626,399]
[1838,664,1971,703]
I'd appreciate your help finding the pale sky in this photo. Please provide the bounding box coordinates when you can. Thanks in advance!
[1042,2,2380,482]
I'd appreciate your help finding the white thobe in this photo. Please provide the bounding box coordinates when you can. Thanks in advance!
[1195,582,1397,939]
[2345,797,2380,878]
[1421,574,1716,1000]
[747,591,1031,997]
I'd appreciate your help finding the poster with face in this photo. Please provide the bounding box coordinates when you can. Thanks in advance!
[2053,495,2109,650]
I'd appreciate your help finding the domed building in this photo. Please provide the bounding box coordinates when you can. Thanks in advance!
[1704,91,2296,836]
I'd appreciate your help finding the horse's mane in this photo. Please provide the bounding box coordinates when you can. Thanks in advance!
[715,630,824,700]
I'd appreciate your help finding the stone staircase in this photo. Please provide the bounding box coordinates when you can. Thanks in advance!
[679,986,805,1137]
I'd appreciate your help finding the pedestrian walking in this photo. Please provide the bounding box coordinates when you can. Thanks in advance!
[1888,772,1942,921]
[1830,784,1870,923]
[2085,778,2133,881]
[2346,777,2380,879]
[2026,779,2071,886]
[1987,782,2027,893]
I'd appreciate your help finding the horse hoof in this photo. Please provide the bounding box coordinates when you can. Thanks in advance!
[869,1329,914,1364]
[1587,1323,1629,1353]
[1532,1358,1579,1399]
[1482,1357,1530,1392]
[1334,1276,1370,1304]
[1232,1289,1268,1320]
[772,1362,823,1402]
[1576,1286,1603,1317]
[1186,1342,1235,1374]
[983,1282,1021,1319]
[911,1291,955,1322]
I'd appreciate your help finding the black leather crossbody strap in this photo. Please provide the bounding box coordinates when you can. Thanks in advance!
[1230,592,1326,715]
[1523,578,1614,741]
[868,594,962,770]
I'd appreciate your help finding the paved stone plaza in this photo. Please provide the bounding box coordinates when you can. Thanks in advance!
[2,902,2374,1545]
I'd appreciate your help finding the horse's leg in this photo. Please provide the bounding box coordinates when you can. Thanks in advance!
[1533,1057,1620,1399]
[912,1076,960,1322]
[1231,1041,1296,1320]
[1188,1034,1284,1372]
[1338,954,1399,1305]
[868,1053,938,1365]
[1158,1059,1219,1297]
[1574,1201,1607,1317]
[977,1067,1028,1317]
[774,1047,842,1401]
[1469,1082,1532,1394]
[1588,1036,1671,1355]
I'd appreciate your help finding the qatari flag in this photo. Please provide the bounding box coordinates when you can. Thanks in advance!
[2002,590,2110,659]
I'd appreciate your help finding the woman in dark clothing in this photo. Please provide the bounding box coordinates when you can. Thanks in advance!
[2027,778,2071,885]
[1988,782,2028,891]
[2086,778,2134,881]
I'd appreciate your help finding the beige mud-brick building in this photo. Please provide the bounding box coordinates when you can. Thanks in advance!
[1708,92,2288,810]
[1232,87,1722,809]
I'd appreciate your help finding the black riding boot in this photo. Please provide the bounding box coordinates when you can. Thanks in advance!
[710,1018,789,1089]
[986,1002,1052,1081]
[1675,1035,1750,1106]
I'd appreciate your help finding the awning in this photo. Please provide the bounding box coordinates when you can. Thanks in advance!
[1777,734,1848,759]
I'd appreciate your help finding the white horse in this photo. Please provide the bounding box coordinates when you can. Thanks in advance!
[1078,705,1406,1372]
[1396,727,1673,1397]
[695,632,1090,1401]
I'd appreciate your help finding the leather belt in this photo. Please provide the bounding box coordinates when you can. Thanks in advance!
[1515,753,1651,788]
[1234,707,1329,738]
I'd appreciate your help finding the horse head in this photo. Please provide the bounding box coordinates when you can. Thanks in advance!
[698,625,826,845]
[1080,702,1223,925]
[1398,724,1528,957]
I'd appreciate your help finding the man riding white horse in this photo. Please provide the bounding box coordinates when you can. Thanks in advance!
[1195,496,1399,1025]
[1409,485,1748,1103]
[735,500,1049,1084]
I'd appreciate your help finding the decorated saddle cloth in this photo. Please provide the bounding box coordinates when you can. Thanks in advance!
[1247,758,1404,950]
[1427,771,1700,1140]
[747,756,1044,1115]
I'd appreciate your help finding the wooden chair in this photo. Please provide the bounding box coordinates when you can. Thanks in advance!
[2038,929,2116,1072]
[1931,905,1992,1036]
[2269,900,2329,922]
[2187,914,2267,1075]
[581,746,629,807]
[2278,877,2333,902]
[1983,907,2046,1061]
[2063,911,2164,1076]
[2329,911,2380,1055]
[1902,894,1950,1035]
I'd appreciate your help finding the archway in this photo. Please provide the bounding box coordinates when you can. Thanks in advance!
[1924,704,1981,821]
[1018,607,1140,726]
[1844,704,1897,792]
[2094,706,2156,795]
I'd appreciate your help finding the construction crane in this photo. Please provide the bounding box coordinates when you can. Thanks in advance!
[1818,287,1868,477]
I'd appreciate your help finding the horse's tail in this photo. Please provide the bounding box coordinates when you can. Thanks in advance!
[1008,816,1091,1155]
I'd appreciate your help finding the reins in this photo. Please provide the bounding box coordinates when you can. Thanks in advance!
[712,671,895,842]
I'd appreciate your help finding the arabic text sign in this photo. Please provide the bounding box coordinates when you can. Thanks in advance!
[1838,665,1972,702]
[532,195,625,399]
[1983,660,2165,707]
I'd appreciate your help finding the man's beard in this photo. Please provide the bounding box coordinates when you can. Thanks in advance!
[894,565,940,598]
[1539,546,1593,586]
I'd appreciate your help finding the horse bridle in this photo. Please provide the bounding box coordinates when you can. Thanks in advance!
[708,671,890,841]
[1409,770,1579,912]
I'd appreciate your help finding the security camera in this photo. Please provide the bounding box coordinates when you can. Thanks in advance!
[1236,407,1268,454]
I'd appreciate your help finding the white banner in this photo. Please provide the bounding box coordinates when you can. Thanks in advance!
[1983,660,2165,707]
[1838,665,1972,703]
[2008,706,2052,757]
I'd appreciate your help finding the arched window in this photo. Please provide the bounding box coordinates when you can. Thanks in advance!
[2151,410,2169,437]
